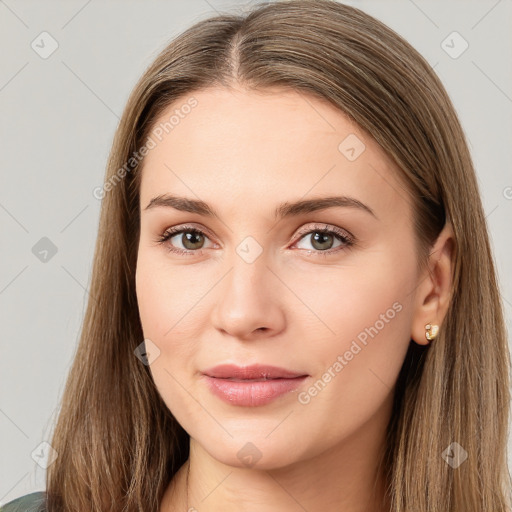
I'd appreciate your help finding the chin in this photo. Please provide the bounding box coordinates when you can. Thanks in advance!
[197,433,308,471]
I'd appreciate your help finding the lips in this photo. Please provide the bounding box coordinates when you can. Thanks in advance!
[201,364,309,407]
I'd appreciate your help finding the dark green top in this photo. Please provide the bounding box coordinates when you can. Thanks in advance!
[0,492,47,512]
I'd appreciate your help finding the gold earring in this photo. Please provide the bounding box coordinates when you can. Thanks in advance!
[425,323,439,341]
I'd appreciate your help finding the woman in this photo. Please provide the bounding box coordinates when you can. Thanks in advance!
[3,0,510,510]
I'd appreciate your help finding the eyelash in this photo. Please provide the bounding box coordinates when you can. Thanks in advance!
[155,223,355,258]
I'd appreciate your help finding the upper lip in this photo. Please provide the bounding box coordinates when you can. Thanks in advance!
[202,364,308,380]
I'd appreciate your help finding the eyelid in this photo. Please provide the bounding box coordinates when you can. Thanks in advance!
[293,223,354,245]
[160,222,216,242]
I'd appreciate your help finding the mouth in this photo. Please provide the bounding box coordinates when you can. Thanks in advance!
[201,364,309,407]
[202,363,308,380]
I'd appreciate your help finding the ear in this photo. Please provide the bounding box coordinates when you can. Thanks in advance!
[411,222,455,346]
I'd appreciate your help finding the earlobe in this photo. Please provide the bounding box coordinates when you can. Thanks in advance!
[411,222,456,346]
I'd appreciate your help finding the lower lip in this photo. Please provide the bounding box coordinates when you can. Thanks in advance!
[203,375,308,407]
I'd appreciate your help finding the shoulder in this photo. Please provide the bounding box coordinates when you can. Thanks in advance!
[0,492,47,512]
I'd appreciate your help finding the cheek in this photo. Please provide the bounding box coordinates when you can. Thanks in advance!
[286,250,416,394]
[135,248,215,376]
[135,252,202,421]
[286,254,414,345]
[135,249,208,342]
[283,260,415,454]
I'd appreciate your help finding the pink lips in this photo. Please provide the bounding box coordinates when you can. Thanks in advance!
[202,364,308,407]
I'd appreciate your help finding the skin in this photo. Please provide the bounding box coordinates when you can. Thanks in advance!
[135,85,454,512]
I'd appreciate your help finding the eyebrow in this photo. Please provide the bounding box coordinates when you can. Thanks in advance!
[143,194,377,220]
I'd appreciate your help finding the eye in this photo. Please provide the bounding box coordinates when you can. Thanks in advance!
[292,223,355,257]
[155,224,214,256]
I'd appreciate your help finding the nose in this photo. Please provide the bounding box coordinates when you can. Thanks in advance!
[210,252,286,340]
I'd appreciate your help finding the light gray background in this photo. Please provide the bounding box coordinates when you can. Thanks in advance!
[1,0,511,505]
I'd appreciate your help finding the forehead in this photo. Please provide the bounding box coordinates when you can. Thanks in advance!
[138,86,412,221]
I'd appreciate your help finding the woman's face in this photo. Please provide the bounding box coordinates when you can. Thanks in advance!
[135,86,426,469]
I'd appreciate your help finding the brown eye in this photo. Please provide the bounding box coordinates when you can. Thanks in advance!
[177,230,205,250]
[156,225,213,256]
[293,223,355,256]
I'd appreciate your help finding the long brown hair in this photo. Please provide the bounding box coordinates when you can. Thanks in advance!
[46,1,512,510]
